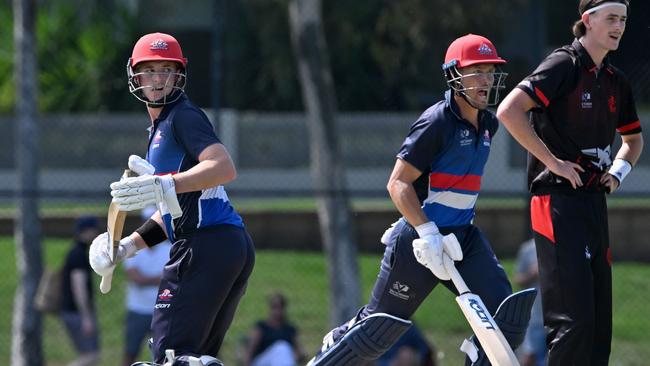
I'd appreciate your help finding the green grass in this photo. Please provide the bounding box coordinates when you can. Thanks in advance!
[1,238,649,365]
[2,195,650,217]
[3,194,650,219]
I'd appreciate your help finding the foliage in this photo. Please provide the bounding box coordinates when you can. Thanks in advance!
[222,0,528,111]
[0,0,137,113]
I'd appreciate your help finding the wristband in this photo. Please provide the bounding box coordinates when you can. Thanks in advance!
[135,218,168,247]
[608,158,632,184]
[415,221,439,238]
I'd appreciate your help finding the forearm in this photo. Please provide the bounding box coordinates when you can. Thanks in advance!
[498,108,559,168]
[173,159,236,193]
[615,133,644,166]
[387,179,428,227]
[172,144,237,194]
[126,269,161,286]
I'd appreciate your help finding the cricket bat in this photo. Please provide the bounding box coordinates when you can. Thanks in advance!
[442,236,519,365]
[99,169,136,294]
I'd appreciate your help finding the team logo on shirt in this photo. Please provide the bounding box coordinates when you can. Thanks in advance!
[483,130,491,147]
[581,92,592,109]
[460,129,473,146]
[581,145,612,170]
[608,95,616,113]
[152,130,163,149]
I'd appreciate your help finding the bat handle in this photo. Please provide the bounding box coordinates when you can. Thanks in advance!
[443,252,470,295]
[100,272,113,294]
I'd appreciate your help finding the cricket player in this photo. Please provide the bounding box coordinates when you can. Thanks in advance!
[497,1,643,364]
[308,34,536,366]
[89,32,255,366]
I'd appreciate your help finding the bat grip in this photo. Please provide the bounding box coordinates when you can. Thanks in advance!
[443,253,470,294]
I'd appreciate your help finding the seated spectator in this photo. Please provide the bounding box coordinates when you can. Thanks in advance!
[376,323,436,366]
[242,292,305,366]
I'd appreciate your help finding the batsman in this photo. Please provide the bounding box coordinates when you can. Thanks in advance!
[88,33,255,366]
[308,34,535,366]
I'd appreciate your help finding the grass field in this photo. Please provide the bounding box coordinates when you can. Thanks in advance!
[1,237,649,365]
[3,195,650,218]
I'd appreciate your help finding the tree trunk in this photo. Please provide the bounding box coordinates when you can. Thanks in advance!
[12,0,43,365]
[288,0,361,326]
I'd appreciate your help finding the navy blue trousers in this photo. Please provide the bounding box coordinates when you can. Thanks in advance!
[366,220,512,320]
[150,224,255,363]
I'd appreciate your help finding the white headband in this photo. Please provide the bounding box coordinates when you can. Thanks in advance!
[583,2,627,16]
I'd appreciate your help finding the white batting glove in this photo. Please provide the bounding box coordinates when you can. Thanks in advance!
[89,232,138,277]
[412,222,450,280]
[442,233,463,261]
[380,220,400,245]
[110,174,183,218]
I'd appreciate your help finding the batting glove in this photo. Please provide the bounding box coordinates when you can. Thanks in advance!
[110,174,183,218]
[88,232,138,277]
[128,154,156,176]
[412,222,450,280]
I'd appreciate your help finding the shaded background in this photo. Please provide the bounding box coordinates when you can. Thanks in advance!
[1,0,649,365]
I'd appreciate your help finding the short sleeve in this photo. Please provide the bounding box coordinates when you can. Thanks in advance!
[617,78,642,135]
[172,107,222,160]
[396,117,449,173]
[516,51,576,109]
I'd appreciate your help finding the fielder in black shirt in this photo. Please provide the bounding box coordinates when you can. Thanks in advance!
[497,0,643,364]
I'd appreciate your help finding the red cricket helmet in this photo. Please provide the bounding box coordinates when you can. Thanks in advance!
[127,33,188,107]
[443,34,506,69]
[129,32,188,69]
[442,34,508,108]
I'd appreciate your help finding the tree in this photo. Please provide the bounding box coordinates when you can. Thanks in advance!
[12,0,43,365]
[288,0,361,326]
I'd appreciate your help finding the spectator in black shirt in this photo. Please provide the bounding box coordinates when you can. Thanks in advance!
[497,0,643,364]
[61,216,101,366]
[243,292,305,366]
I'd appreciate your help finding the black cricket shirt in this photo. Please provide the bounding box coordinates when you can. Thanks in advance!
[516,39,642,194]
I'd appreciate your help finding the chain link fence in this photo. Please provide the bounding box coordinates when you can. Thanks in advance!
[3,1,650,365]
[1,108,649,365]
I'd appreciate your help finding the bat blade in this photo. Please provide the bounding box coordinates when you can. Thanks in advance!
[441,246,519,366]
[456,293,520,365]
[100,169,136,294]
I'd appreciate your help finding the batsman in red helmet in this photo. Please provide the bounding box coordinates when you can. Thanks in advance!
[497,0,643,364]
[307,34,536,366]
[88,32,255,366]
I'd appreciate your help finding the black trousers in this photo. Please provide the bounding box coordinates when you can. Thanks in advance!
[531,192,612,365]
[150,224,255,363]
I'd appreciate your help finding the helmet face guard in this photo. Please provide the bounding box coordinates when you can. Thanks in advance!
[443,60,508,108]
[127,33,188,107]
[127,60,187,107]
[442,34,508,109]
